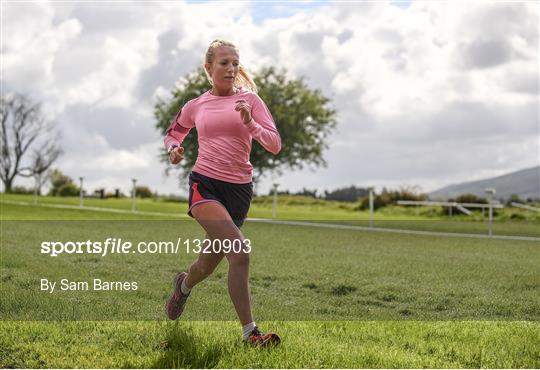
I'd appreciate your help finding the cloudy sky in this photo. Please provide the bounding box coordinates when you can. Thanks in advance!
[2,0,538,197]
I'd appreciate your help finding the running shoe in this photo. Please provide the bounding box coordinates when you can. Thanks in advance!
[165,272,190,320]
[244,327,281,347]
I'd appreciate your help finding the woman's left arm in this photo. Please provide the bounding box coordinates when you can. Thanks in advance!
[238,95,281,155]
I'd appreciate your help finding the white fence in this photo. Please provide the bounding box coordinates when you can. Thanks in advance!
[395,199,518,237]
[511,202,540,213]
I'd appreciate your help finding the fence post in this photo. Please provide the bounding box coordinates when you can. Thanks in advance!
[368,187,374,228]
[272,183,278,220]
[485,188,496,237]
[131,179,137,212]
[79,177,84,208]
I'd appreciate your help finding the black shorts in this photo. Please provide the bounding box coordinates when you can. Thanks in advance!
[188,171,253,228]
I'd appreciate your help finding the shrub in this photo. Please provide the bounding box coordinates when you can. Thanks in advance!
[49,169,79,196]
[358,186,427,210]
[11,186,33,194]
[455,193,487,204]
[506,194,525,206]
[57,183,79,197]
[324,186,369,202]
[509,213,526,220]
[135,186,153,198]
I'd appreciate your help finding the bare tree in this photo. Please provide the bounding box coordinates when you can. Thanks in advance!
[28,145,63,195]
[0,93,62,193]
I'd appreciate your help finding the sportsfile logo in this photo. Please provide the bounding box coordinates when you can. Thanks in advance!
[40,238,175,257]
[40,237,251,257]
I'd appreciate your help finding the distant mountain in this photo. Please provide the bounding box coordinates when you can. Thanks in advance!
[429,166,540,201]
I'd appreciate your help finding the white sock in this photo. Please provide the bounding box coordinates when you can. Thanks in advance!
[180,278,191,295]
[242,322,256,340]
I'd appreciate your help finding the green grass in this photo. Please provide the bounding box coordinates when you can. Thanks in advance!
[0,203,178,220]
[1,193,188,217]
[1,199,539,367]
[5,192,540,222]
[3,213,539,321]
[1,321,538,368]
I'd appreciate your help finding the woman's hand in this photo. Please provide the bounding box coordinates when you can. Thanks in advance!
[235,99,252,124]
[169,146,184,165]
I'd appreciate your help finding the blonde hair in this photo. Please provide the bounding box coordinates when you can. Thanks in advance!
[204,39,257,93]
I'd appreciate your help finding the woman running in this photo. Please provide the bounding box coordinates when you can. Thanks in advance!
[163,39,281,346]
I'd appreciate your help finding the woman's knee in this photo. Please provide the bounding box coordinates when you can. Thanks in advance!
[227,251,250,269]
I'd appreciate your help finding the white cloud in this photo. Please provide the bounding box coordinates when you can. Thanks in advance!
[2,3,82,95]
[2,1,538,197]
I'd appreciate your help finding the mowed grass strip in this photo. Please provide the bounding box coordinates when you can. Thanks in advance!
[0,203,177,220]
[3,193,539,237]
[0,321,538,368]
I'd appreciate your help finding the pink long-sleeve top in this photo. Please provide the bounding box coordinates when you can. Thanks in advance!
[164,88,281,184]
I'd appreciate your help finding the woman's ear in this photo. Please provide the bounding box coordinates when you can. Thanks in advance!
[204,63,212,77]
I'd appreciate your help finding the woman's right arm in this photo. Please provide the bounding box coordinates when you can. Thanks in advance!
[164,100,195,161]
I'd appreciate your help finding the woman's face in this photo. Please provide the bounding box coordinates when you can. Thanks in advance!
[206,46,240,90]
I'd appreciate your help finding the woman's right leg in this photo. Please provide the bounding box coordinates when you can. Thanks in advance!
[166,203,226,320]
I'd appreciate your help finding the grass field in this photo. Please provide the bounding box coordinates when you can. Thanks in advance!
[3,192,540,222]
[2,321,538,368]
[1,196,539,367]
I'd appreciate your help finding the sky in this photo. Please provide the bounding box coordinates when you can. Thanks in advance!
[2,0,538,197]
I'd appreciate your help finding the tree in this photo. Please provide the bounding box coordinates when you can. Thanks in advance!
[49,169,79,197]
[154,67,336,183]
[29,146,62,195]
[0,93,62,193]
[455,193,487,204]
[135,185,153,198]
[324,185,370,202]
[358,186,428,210]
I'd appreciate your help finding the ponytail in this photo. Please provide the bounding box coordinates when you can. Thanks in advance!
[236,65,257,93]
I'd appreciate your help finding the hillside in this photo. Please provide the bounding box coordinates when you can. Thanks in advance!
[429,166,539,201]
